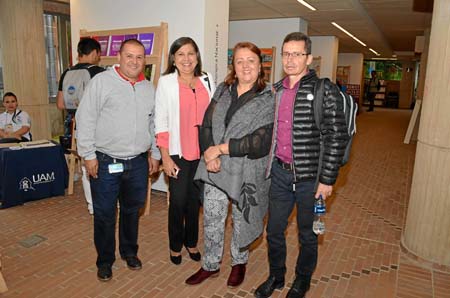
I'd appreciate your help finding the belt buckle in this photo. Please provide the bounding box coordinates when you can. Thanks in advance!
[284,162,292,171]
[277,157,292,171]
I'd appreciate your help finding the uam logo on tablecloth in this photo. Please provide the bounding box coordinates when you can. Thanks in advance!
[19,177,35,192]
[32,172,55,184]
[19,172,55,192]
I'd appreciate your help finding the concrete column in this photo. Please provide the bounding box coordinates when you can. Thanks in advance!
[0,0,51,140]
[416,28,431,101]
[398,61,415,109]
[411,28,431,141]
[402,0,450,268]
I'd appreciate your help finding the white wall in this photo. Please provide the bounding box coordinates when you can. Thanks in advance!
[71,0,229,84]
[310,36,339,82]
[337,53,364,84]
[229,18,308,82]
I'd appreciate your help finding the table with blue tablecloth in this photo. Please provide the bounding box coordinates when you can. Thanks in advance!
[0,144,68,209]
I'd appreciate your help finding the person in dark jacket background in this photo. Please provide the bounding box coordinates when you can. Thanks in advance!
[255,32,348,298]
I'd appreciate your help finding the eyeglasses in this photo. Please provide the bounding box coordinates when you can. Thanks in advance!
[281,52,309,58]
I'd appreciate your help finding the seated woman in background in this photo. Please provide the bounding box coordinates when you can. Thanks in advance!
[0,92,32,143]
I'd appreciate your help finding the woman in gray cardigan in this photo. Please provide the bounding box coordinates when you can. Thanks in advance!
[185,42,274,288]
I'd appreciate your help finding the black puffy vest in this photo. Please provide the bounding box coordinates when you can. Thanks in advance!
[273,71,348,185]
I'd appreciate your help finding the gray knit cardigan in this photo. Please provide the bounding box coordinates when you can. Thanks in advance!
[195,83,275,249]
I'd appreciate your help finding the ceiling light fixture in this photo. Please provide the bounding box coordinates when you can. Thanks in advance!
[331,22,366,47]
[297,0,317,11]
[372,57,397,61]
[369,48,380,56]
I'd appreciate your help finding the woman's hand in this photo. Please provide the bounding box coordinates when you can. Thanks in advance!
[204,145,221,163]
[206,158,221,173]
[12,133,22,140]
[162,155,180,178]
[204,143,229,163]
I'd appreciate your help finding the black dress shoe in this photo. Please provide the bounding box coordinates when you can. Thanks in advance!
[185,246,201,262]
[286,277,311,298]
[170,252,182,265]
[122,256,142,270]
[97,264,112,282]
[254,275,284,298]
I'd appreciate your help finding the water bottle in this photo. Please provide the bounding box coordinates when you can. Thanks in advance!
[313,195,326,235]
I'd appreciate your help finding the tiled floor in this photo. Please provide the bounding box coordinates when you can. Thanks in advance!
[1,108,449,298]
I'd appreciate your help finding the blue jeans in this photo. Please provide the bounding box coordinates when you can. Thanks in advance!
[90,151,148,268]
[267,160,317,281]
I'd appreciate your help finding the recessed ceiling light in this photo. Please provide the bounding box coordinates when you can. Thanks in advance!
[369,48,380,56]
[331,22,366,47]
[372,58,397,60]
[297,0,317,11]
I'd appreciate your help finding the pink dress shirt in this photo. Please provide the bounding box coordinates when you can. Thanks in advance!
[275,77,299,163]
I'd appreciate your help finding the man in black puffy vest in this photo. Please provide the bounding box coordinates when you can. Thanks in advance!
[255,32,348,298]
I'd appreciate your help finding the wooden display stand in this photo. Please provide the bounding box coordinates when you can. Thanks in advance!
[66,119,80,196]
[142,166,169,216]
[80,22,168,86]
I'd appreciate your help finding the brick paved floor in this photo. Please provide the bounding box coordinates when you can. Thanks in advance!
[1,108,449,298]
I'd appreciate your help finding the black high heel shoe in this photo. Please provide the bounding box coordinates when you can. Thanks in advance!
[185,246,201,262]
[170,251,182,265]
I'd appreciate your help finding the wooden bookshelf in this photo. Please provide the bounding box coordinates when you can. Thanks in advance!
[80,22,168,86]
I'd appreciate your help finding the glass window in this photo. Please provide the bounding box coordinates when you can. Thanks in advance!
[363,60,403,81]
[44,13,71,102]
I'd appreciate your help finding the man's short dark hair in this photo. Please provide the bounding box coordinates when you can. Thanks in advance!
[77,38,101,57]
[282,32,312,54]
[119,38,145,53]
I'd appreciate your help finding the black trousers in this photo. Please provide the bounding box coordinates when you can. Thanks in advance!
[267,161,317,281]
[367,92,376,110]
[168,156,200,252]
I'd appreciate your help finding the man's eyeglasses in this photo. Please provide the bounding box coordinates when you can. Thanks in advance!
[281,52,309,58]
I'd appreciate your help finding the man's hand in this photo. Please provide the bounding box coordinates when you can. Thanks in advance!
[149,157,160,176]
[206,158,221,173]
[315,183,333,200]
[85,159,99,178]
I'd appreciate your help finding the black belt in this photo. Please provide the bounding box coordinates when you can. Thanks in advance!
[276,157,294,171]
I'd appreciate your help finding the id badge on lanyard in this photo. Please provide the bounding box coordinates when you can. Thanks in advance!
[108,159,124,174]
